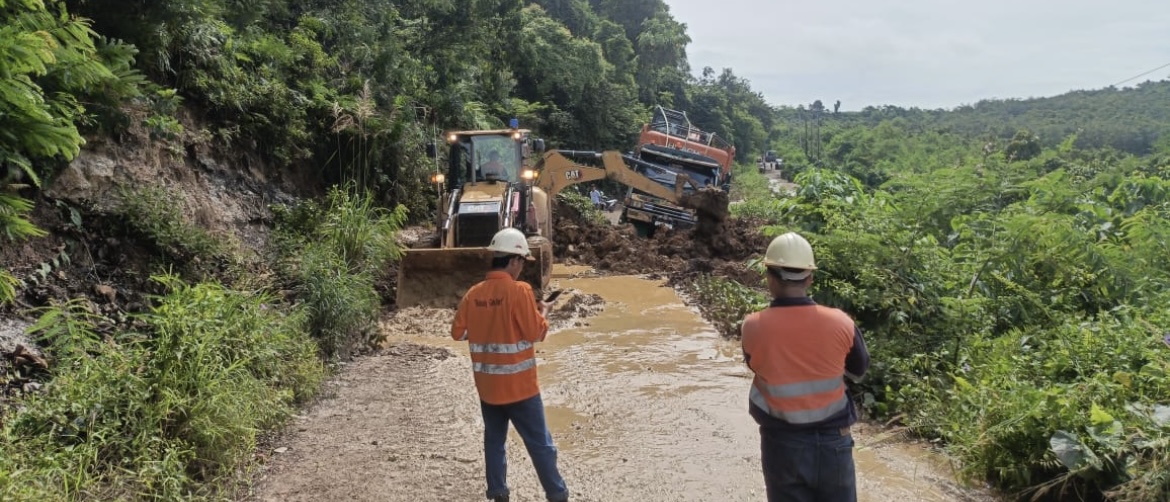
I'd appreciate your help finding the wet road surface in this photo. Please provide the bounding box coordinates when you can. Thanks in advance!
[246,266,993,502]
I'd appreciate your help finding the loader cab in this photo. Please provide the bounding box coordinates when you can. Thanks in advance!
[437,129,546,190]
[424,125,550,249]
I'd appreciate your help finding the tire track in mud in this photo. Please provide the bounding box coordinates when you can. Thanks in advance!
[246,268,995,502]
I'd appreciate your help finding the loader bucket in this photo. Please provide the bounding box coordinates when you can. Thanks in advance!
[394,236,555,310]
[395,247,494,309]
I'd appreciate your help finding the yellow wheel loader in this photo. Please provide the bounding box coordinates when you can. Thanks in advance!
[395,126,730,309]
[395,126,555,309]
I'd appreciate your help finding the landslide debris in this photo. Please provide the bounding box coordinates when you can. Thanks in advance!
[552,198,767,279]
[680,187,731,230]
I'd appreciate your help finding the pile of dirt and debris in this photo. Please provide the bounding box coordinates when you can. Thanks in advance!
[545,290,604,331]
[552,198,768,279]
[680,187,731,229]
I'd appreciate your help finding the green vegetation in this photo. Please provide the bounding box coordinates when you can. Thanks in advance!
[0,0,141,303]
[556,190,607,225]
[43,0,776,219]
[0,187,404,499]
[111,186,232,265]
[721,121,1170,500]
[0,278,325,500]
[773,81,1170,174]
[269,186,408,359]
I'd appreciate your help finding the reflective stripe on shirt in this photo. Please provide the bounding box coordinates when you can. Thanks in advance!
[469,340,533,354]
[473,359,537,375]
[750,384,849,424]
[759,376,843,398]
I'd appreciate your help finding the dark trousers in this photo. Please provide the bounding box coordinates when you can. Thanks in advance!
[481,394,569,501]
[760,426,857,502]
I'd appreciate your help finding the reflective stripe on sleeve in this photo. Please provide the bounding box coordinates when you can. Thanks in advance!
[469,340,533,354]
[458,330,469,341]
[473,359,537,375]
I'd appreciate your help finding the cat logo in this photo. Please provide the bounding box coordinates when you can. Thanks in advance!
[565,169,582,180]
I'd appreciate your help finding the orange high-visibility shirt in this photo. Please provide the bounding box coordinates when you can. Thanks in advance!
[741,302,857,427]
[451,271,549,405]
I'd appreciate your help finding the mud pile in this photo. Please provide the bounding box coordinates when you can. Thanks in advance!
[679,187,730,232]
[552,199,768,278]
[546,291,605,331]
[379,306,457,338]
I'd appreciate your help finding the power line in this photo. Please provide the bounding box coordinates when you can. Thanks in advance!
[1111,61,1170,87]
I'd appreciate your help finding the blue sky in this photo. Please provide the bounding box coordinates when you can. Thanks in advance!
[666,0,1170,111]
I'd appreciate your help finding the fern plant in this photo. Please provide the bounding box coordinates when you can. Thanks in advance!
[0,0,143,303]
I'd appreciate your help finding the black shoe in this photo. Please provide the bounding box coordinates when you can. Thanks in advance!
[491,496,509,502]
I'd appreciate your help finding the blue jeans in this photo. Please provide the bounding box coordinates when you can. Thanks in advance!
[759,426,857,502]
[481,394,569,501]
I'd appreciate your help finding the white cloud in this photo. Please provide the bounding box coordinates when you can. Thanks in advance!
[666,0,1170,110]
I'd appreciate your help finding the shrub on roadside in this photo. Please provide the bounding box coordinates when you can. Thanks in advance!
[269,185,407,359]
[706,141,1170,501]
[687,274,767,338]
[893,313,1170,501]
[0,276,325,500]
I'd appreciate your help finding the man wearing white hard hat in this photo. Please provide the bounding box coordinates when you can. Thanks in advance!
[451,227,568,502]
[740,232,870,502]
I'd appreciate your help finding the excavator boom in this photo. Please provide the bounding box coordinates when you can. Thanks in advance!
[534,149,728,225]
[535,150,695,201]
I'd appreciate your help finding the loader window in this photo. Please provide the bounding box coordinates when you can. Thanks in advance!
[472,135,520,182]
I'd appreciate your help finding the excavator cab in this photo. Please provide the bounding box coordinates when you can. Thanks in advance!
[396,126,554,309]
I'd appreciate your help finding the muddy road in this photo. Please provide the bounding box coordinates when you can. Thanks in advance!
[246,266,993,502]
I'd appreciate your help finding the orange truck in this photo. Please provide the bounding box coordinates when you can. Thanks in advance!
[619,106,736,236]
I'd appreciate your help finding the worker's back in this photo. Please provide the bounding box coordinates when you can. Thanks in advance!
[452,271,548,405]
[741,301,857,428]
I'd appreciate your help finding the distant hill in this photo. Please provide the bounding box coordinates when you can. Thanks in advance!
[778,80,1170,155]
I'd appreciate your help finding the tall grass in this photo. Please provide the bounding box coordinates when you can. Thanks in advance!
[269,185,407,359]
[0,277,325,501]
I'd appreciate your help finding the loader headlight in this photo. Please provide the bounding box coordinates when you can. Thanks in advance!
[431,173,446,184]
[520,169,536,181]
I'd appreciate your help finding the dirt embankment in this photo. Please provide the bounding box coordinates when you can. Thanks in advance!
[0,108,321,397]
[1,109,315,318]
[552,199,768,290]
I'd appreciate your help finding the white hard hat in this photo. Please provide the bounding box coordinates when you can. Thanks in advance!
[487,228,535,261]
[763,232,817,280]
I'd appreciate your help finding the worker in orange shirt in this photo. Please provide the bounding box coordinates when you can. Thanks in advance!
[451,227,569,502]
[740,232,870,502]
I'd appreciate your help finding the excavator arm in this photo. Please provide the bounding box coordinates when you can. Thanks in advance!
[533,150,700,203]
